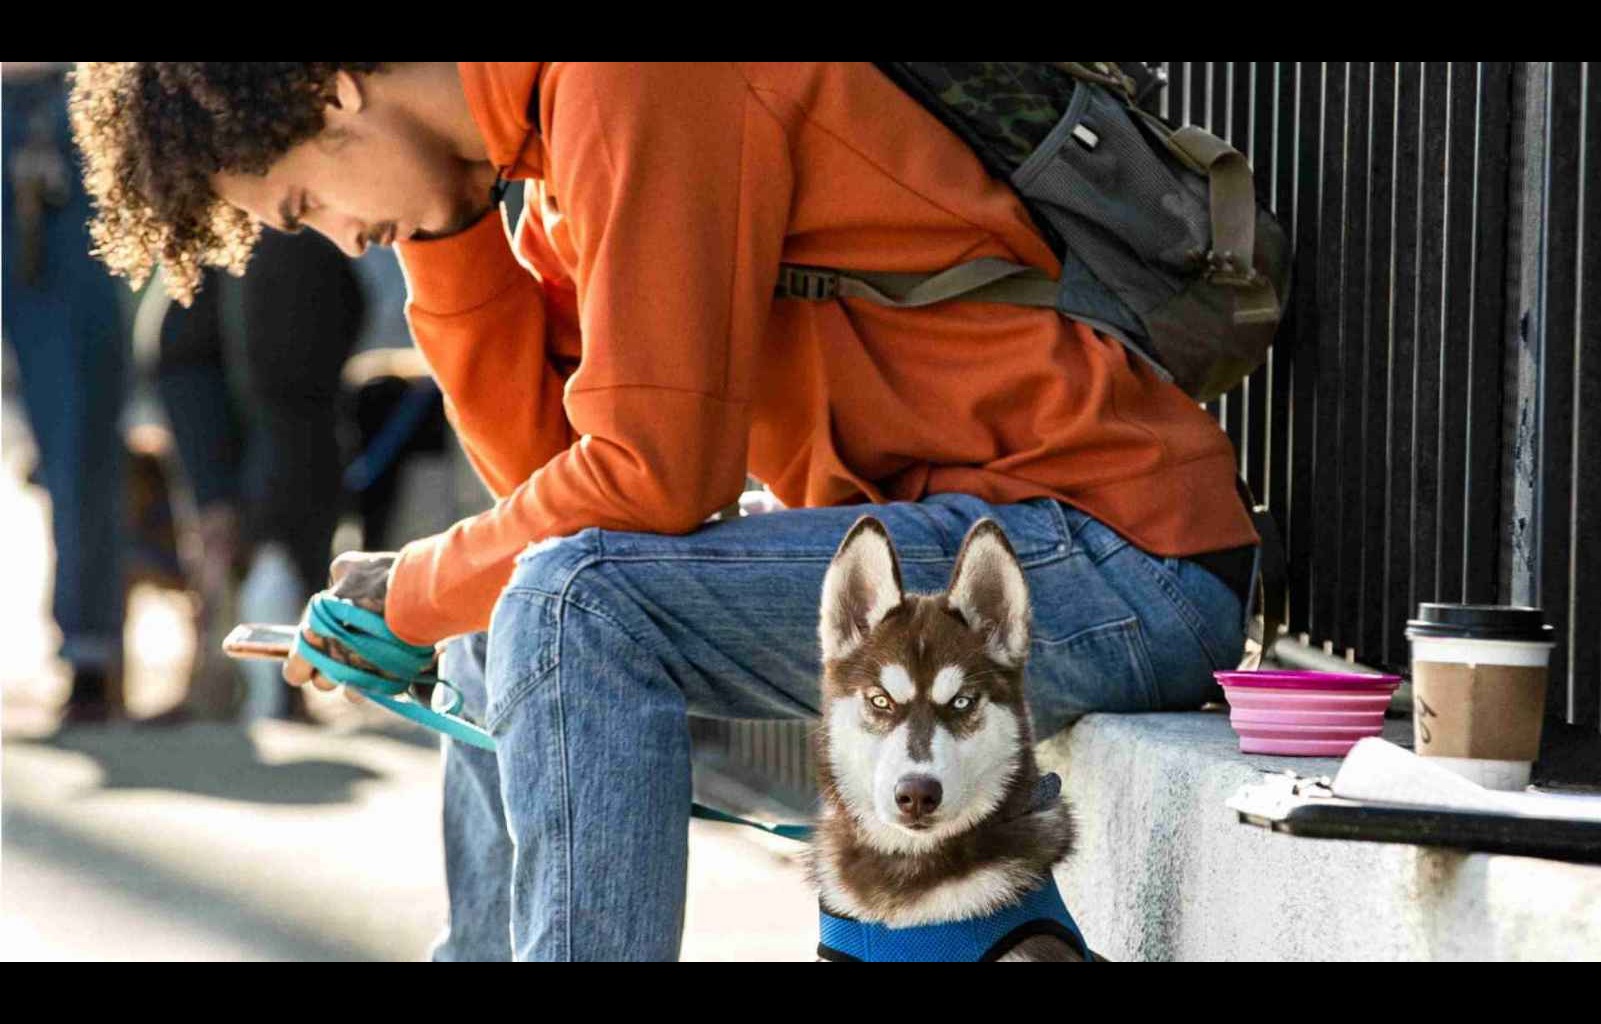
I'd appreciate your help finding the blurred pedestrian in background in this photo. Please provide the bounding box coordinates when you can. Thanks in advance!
[142,236,413,721]
[3,62,130,723]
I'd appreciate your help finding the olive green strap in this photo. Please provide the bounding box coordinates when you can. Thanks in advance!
[1236,478,1287,670]
[775,257,1058,310]
[1164,126,1280,327]
[1051,61,1138,99]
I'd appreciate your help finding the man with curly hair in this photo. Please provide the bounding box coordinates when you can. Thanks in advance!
[73,62,1259,961]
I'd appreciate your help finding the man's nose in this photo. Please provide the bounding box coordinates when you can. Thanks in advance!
[302,210,367,257]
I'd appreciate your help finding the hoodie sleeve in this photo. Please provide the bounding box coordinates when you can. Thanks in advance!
[394,207,577,499]
[384,62,794,644]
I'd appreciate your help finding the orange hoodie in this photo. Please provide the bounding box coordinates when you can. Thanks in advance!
[387,62,1256,644]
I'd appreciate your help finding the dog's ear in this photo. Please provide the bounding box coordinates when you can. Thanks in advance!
[946,519,1031,667]
[819,516,904,663]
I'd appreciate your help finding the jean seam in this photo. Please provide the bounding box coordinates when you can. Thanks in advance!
[1127,548,1231,671]
[1032,615,1161,710]
[552,549,950,567]
[1061,506,1129,565]
[494,547,608,696]
[487,584,664,733]
[487,660,558,735]
[1124,617,1162,707]
[487,591,562,709]
[554,655,573,962]
[1042,499,1076,554]
[488,569,664,961]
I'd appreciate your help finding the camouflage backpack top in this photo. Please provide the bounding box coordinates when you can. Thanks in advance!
[775,62,1292,403]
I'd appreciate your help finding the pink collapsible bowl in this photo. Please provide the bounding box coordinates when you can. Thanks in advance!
[1214,670,1402,756]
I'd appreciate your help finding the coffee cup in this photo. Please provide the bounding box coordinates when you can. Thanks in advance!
[1405,604,1555,790]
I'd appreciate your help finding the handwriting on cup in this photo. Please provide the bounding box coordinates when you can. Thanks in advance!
[1416,695,1436,744]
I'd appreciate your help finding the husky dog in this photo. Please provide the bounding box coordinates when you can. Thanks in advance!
[810,516,1089,962]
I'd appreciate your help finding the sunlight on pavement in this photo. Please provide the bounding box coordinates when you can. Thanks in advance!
[1,441,814,960]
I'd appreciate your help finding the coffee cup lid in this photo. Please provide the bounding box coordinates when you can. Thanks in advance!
[1405,603,1554,643]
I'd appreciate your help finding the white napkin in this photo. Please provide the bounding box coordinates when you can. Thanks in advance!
[1332,738,1601,823]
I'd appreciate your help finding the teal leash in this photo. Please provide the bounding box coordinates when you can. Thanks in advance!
[688,804,814,842]
[295,594,813,840]
[295,595,497,751]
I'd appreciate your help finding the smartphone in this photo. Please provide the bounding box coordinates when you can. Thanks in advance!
[222,623,300,661]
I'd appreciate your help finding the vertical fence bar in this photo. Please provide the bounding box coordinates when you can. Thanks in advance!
[1436,62,1479,604]
[1337,62,1372,651]
[1270,63,1297,550]
[1539,62,1582,723]
[1385,62,1425,667]
[1413,62,1450,615]
[1246,61,1276,500]
[1216,62,1244,455]
[1465,63,1514,606]
[1311,63,1348,643]
[1573,63,1600,728]
[1288,62,1323,636]
[1167,60,1186,127]
[1362,63,1399,661]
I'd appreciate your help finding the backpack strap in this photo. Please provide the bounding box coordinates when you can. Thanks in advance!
[775,256,1058,309]
[1236,478,1287,669]
[1161,126,1281,328]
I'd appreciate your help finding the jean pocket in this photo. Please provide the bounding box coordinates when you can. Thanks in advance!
[1027,616,1160,733]
[1127,548,1245,674]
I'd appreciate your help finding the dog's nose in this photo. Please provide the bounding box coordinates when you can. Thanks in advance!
[895,775,943,819]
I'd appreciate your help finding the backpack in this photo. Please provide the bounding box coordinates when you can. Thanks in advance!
[774,62,1292,403]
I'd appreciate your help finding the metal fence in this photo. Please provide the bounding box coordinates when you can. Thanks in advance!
[1159,61,1595,731]
[691,62,1599,801]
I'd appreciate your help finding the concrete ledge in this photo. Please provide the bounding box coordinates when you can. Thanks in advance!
[1037,711,1601,961]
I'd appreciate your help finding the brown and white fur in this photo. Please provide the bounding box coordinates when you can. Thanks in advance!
[810,516,1083,962]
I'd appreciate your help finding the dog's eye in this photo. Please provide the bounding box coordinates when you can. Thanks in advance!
[867,692,894,711]
[951,694,976,712]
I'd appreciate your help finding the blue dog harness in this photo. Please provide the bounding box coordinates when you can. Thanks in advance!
[818,874,1089,962]
[818,773,1089,961]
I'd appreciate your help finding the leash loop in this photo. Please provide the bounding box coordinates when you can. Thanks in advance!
[294,594,498,752]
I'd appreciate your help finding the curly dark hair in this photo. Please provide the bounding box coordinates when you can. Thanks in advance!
[69,62,384,303]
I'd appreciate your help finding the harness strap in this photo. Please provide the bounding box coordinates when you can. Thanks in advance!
[818,875,1089,962]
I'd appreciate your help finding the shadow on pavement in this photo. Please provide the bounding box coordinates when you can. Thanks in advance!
[16,722,380,806]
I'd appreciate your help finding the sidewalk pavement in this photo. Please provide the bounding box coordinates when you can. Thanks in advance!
[1,430,815,961]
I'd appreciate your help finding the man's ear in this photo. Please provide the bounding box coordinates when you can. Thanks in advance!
[945,519,1031,667]
[325,70,367,119]
[819,517,904,663]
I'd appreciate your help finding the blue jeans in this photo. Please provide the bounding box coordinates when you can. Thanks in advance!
[430,494,1245,961]
[3,76,127,671]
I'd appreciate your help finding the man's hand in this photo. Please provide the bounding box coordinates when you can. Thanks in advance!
[283,551,401,701]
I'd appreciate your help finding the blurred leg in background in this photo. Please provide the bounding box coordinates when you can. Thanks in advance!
[152,230,364,721]
[233,230,364,720]
[3,67,130,724]
[145,269,248,719]
[233,229,364,611]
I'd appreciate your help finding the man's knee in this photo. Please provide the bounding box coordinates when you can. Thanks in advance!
[503,529,604,599]
[483,529,629,727]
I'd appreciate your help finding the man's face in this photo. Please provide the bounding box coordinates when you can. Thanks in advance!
[212,71,484,257]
